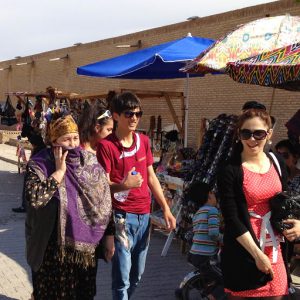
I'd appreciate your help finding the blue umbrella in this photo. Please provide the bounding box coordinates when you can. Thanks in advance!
[77,33,214,79]
[77,33,215,146]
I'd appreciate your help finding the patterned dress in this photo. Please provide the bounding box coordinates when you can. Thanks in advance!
[26,169,98,300]
[228,164,288,297]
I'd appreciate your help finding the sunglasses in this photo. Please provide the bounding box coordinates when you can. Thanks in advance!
[97,110,112,120]
[277,151,290,159]
[123,110,143,118]
[239,129,268,141]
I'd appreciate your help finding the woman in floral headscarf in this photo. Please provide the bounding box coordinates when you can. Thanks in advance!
[25,114,112,300]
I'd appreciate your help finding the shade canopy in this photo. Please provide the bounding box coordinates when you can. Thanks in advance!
[184,15,300,75]
[226,42,300,91]
[77,34,214,79]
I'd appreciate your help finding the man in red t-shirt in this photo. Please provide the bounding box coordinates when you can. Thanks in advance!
[97,92,176,300]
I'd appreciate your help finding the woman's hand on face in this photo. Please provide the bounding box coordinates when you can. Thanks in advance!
[53,146,68,174]
[103,235,115,262]
[255,252,274,278]
[283,219,300,242]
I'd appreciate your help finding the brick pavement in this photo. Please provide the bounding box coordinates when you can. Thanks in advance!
[0,144,192,300]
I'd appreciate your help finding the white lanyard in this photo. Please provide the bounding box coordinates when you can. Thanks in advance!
[269,152,282,177]
[249,211,282,263]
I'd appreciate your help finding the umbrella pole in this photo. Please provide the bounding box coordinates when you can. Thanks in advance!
[269,88,276,115]
[184,73,189,147]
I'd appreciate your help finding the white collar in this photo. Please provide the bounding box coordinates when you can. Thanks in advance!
[119,133,140,159]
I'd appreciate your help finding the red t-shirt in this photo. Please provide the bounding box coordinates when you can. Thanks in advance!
[97,132,154,214]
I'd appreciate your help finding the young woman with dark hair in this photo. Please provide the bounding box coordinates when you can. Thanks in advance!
[78,100,114,154]
[217,108,289,299]
[77,100,115,263]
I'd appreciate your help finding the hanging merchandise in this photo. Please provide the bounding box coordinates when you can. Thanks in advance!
[34,96,44,119]
[153,115,162,154]
[180,147,196,161]
[70,99,85,122]
[188,114,238,185]
[59,98,69,115]
[156,115,162,140]
[165,129,179,142]
[168,114,238,244]
[16,98,23,110]
[15,96,24,131]
[44,106,53,123]
[148,115,156,142]
[21,97,33,138]
[0,95,18,126]
[46,86,56,106]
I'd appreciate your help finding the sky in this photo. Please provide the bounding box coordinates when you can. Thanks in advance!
[0,0,277,62]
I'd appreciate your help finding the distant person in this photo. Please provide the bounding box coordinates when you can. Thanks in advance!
[275,139,300,193]
[97,92,176,300]
[25,114,112,299]
[12,132,46,213]
[275,139,300,244]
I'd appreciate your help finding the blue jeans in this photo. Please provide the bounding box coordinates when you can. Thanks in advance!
[112,211,150,300]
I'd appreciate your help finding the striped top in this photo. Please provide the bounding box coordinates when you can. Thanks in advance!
[190,205,220,256]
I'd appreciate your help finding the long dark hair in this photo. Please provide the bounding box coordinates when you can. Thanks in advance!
[78,100,111,144]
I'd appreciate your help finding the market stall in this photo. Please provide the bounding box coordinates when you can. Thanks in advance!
[0,87,189,174]
[151,112,238,254]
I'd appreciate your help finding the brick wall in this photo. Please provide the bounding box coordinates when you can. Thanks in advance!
[0,0,299,147]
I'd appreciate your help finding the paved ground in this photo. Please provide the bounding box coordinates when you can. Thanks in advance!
[0,144,192,300]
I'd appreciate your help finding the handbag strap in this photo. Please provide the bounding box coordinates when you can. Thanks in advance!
[269,152,282,177]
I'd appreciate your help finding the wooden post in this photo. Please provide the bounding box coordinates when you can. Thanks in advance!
[181,95,185,145]
[164,93,183,136]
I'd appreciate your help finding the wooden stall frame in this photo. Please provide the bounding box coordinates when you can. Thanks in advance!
[6,88,185,140]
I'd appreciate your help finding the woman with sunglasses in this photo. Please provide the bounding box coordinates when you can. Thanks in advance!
[217,108,289,299]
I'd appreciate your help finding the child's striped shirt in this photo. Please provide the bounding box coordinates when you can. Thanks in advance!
[190,205,220,256]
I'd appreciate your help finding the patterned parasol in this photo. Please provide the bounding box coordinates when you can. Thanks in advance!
[183,15,300,74]
[226,42,300,91]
